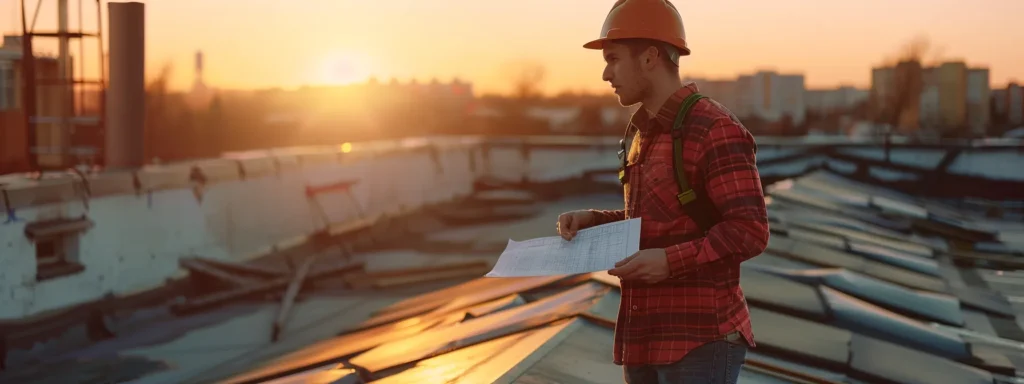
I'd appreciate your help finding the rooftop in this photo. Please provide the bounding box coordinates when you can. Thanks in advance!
[3,168,1024,384]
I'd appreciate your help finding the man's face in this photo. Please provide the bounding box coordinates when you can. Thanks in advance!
[602,42,652,107]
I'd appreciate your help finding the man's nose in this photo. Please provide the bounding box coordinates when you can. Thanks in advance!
[602,68,613,82]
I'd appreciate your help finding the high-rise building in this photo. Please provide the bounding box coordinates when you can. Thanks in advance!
[992,83,1023,126]
[936,62,967,130]
[872,60,990,136]
[966,68,991,136]
[1010,83,1024,126]
[685,70,806,126]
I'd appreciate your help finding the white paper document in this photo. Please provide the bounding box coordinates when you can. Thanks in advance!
[485,218,642,277]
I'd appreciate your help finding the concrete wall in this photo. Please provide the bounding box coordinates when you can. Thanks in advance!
[0,140,480,319]
[1,135,1023,319]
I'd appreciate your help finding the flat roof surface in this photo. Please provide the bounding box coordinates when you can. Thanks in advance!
[4,170,1024,384]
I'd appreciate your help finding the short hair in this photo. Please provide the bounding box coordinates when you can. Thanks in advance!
[618,38,680,72]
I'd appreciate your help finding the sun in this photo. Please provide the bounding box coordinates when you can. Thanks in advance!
[319,52,372,85]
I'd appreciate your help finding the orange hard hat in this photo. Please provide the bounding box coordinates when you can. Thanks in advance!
[583,0,690,57]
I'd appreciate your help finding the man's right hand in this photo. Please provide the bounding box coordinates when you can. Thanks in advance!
[556,210,596,241]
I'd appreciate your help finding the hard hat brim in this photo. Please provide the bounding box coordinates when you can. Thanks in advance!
[583,36,691,56]
[582,38,607,50]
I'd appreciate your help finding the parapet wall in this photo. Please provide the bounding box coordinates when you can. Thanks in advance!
[1,135,1022,319]
[0,139,489,319]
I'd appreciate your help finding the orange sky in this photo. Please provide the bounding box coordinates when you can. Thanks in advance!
[2,0,1022,95]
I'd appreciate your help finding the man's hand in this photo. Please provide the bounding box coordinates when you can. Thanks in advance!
[608,248,670,284]
[556,210,596,241]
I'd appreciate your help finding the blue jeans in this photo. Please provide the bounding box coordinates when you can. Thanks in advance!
[623,340,747,384]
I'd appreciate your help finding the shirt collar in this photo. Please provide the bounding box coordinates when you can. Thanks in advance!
[629,82,700,133]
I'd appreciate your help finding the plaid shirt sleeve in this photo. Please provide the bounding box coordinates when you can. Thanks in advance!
[664,115,769,277]
[589,209,625,226]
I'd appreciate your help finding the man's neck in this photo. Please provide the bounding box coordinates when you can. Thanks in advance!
[642,76,684,119]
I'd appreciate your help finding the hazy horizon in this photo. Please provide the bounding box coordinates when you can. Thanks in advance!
[2,0,1022,95]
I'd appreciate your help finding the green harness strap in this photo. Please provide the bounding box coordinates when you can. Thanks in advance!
[670,93,720,233]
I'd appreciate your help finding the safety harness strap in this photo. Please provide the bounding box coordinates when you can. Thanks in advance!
[670,93,721,234]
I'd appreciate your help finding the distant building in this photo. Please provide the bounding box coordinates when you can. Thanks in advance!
[0,35,64,172]
[1,35,25,111]
[1011,84,1024,125]
[805,86,869,114]
[872,60,990,136]
[871,61,923,133]
[992,83,1023,126]
[687,70,807,126]
[966,68,991,136]
[936,62,968,131]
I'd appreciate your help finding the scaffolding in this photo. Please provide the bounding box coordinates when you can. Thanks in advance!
[19,0,106,171]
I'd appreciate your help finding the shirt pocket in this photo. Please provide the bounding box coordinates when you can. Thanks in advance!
[638,160,685,223]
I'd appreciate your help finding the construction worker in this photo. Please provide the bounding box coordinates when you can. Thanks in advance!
[556,1,769,383]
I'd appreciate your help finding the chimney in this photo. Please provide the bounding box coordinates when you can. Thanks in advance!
[105,2,146,169]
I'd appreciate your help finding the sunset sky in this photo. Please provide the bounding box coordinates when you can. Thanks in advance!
[2,0,1022,95]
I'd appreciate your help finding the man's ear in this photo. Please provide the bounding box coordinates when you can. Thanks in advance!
[642,46,660,70]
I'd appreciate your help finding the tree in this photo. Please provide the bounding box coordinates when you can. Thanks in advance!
[872,36,943,134]
[506,61,547,100]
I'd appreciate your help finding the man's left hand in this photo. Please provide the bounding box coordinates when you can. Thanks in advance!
[608,248,670,284]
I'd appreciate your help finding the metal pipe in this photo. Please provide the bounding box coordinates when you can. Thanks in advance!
[20,0,39,170]
[58,0,70,167]
[105,2,145,169]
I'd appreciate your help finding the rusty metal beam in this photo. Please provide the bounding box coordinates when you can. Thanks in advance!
[271,252,320,342]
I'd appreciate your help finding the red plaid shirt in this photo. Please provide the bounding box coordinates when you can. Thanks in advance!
[591,83,769,365]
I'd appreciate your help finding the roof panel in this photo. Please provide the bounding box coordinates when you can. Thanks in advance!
[768,235,864,270]
[849,334,993,384]
[748,307,851,368]
[768,234,947,292]
[369,319,576,384]
[349,282,610,373]
[744,252,820,270]
[823,269,963,326]
[770,197,915,232]
[745,351,868,384]
[586,289,620,324]
[773,209,912,239]
[950,285,1016,318]
[789,218,936,258]
[847,241,940,276]
[466,294,527,319]
[511,320,622,384]
[966,344,1017,376]
[426,275,580,317]
[590,271,620,288]
[786,227,849,249]
[751,265,964,326]
[261,367,361,384]
[859,261,948,292]
[741,268,828,320]
[819,287,970,360]
[221,311,466,384]
[371,276,546,319]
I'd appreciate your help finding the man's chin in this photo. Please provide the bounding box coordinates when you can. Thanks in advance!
[616,94,640,107]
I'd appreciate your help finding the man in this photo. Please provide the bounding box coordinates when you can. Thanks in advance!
[555,1,769,383]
